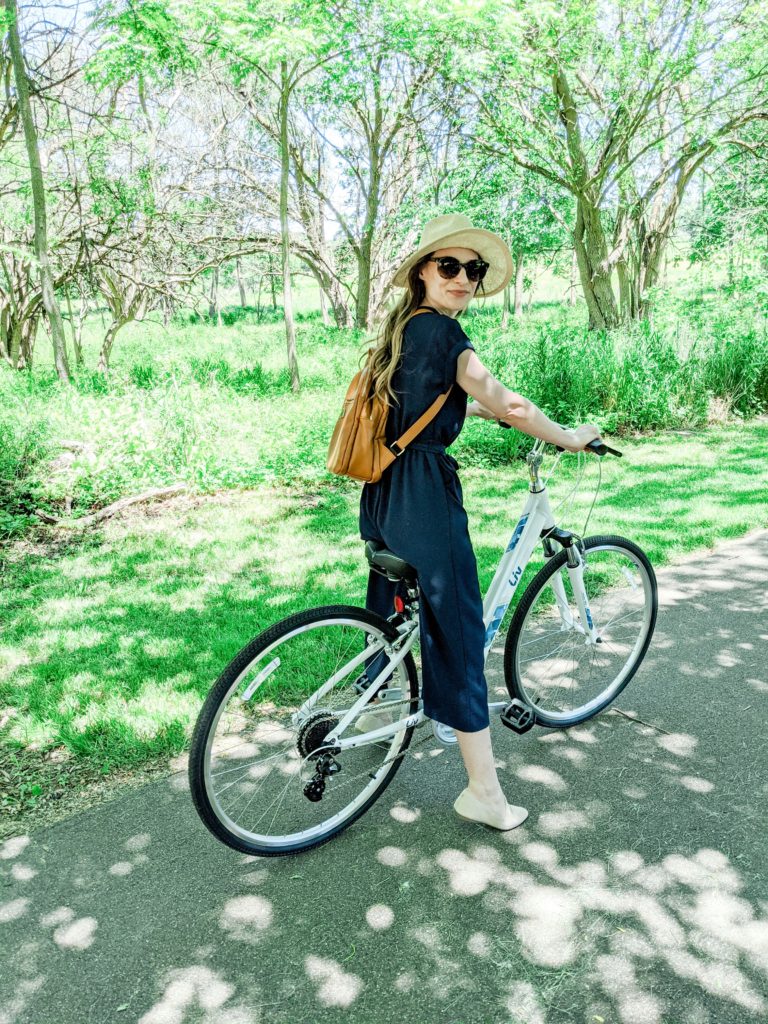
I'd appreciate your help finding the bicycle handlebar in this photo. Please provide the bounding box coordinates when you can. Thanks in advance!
[578,438,623,458]
[497,420,623,458]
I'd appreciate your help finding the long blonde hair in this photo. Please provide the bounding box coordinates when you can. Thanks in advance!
[364,254,485,406]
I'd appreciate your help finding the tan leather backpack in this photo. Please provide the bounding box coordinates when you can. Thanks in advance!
[326,307,453,484]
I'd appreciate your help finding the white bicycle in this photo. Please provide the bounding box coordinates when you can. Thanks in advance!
[189,436,658,856]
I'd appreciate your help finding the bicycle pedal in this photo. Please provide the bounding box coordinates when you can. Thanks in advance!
[500,699,536,734]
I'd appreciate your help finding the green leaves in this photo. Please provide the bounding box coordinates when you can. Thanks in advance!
[86,0,198,89]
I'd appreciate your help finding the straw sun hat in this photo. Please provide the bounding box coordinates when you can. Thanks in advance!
[392,213,513,297]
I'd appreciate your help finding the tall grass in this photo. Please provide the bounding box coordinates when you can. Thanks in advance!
[1,291,767,538]
[0,381,54,537]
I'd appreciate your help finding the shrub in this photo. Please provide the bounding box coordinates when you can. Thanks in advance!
[128,363,160,389]
[3,286,767,540]
[0,371,53,538]
[703,327,768,417]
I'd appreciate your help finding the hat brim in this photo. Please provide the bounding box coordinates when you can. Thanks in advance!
[392,228,513,297]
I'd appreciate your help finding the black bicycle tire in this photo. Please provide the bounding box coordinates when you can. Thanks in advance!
[503,535,658,728]
[188,604,419,856]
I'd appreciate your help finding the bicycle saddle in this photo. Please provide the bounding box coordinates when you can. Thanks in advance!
[364,540,418,584]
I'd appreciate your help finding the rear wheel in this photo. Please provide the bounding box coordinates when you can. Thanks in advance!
[504,536,657,727]
[188,605,419,856]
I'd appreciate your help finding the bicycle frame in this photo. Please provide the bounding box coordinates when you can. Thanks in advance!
[481,446,599,663]
[314,440,597,754]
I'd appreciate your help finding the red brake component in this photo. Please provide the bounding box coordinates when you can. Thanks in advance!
[393,596,405,614]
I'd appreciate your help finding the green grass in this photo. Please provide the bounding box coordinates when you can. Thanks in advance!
[2,281,767,541]
[1,417,767,831]
[2,277,768,830]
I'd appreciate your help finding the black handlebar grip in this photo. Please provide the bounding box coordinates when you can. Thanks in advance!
[497,420,622,456]
[586,438,623,457]
[553,438,623,457]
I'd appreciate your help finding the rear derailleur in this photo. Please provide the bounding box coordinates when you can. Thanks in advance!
[303,751,341,802]
[297,710,342,802]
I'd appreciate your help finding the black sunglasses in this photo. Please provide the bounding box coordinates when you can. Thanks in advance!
[425,256,489,283]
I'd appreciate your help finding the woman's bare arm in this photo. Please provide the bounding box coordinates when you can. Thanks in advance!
[457,350,600,452]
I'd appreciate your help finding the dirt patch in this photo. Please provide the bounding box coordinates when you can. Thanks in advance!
[0,745,182,839]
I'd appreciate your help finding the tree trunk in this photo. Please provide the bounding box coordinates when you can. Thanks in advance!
[0,305,8,363]
[208,266,220,323]
[356,170,378,329]
[18,317,35,369]
[75,293,91,364]
[328,276,351,328]
[616,256,631,321]
[638,241,666,320]
[354,77,384,331]
[279,62,300,392]
[236,259,247,307]
[500,282,510,330]
[2,309,33,368]
[64,288,85,367]
[514,252,524,316]
[5,0,70,382]
[268,253,277,308]
[7,310,38,369]
[98,319,127,373]
[568,247,577,306]
[255,273,263,319]
[573,198,620,329]
[355,146,382,331]
[319,279,328,326]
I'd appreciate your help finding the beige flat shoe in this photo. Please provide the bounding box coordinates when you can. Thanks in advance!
[453,787,528,831]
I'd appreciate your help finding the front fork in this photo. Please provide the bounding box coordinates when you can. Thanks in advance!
[545,540,599,643]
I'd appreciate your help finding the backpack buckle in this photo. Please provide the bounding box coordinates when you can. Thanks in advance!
[388,441,404,457]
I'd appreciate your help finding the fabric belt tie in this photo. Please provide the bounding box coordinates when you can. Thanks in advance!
[406,442,447,453]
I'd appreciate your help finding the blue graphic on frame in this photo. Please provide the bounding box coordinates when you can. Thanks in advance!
[484,603,507,648]
[506,515,529,553]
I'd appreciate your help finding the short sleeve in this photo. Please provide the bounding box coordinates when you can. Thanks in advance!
[399,312,475,402]
[436,316,475,391]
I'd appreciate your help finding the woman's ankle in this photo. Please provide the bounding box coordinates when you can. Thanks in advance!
[467,780,505,803]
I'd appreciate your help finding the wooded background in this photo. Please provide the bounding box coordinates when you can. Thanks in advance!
[3,0,768,837]
[3,0,767,389]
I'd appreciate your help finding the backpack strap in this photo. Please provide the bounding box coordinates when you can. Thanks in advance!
[387,307,454,457]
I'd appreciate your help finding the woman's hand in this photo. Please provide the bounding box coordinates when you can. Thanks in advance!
[562,424,602,453]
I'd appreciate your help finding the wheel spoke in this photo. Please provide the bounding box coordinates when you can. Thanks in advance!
[506,541,656,725]
[518,627,573,648]
[190,609,419,854]
[518,632,577,665]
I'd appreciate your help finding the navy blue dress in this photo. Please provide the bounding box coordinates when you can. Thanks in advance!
[358,310,491,732]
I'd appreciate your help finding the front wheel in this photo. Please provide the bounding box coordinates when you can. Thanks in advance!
[504,535,657,728]
[188,605,419,857]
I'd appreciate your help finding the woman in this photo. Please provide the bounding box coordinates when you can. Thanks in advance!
[357,213,601,831]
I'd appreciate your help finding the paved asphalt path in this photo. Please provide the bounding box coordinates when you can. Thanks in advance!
[1,531,767,1024]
